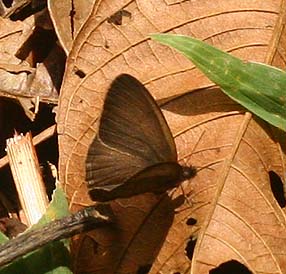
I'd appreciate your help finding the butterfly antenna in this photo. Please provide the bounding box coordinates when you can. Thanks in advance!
[180,129,206,162]
[171,131,217,209]
[195,160,219,173]
[171,130,206,208]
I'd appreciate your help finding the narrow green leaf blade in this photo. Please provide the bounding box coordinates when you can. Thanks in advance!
[151,34,286,131]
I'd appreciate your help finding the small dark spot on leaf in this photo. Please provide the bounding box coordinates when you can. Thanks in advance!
[74,69,86,78]
[69,8,75,17]
[209,260,252,274]
[104,40,110,49]
[215,147,221,153]
[137,264,152,274]
[107,9,131,25]
[269,171,286,208]
[185,236,197,260]
[173,272,181,274]
[186,217,197,225]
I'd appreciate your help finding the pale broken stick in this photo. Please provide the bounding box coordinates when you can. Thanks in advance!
[0,206,111,268]
[6,132,50,225]
[0,124,56,169]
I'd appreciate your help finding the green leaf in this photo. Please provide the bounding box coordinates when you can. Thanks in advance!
[0,183,72,274]
[0,232,8,244]
[151,34,286,131]
[34,183,70,228]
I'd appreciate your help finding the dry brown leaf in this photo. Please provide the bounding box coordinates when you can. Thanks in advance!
[149,90,286,273]
[0,16,34,92]
[72,194,179,273]
[56,0,286,273]
[48,0,96,54]
[0,16,36,119]
[0,12,63,119]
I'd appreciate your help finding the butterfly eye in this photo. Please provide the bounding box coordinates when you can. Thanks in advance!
[181,165,197,180]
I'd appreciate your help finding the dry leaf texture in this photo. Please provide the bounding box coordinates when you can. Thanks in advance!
[57,0,286,273]
[48,0,96,54]
[0,12,63,118]
[0,16,34,97]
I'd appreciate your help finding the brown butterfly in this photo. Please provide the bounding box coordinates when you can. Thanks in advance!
[85,74,196,202]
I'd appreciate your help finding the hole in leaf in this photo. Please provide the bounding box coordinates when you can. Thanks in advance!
[209,260,252,274]
[185,236,197,260]
[74,69,86,78]
[107,9,131,25]
[173,272,181,274]
[186,217,197,225]
[104,41,110,49]
[137,264,152,274]
[269,171,286,208]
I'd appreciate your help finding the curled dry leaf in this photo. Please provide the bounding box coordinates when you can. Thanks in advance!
[56,0,286,273]
[0,16,34,97]
[48,0,96,54]
[0,16,35,119]
[0,13,62,119]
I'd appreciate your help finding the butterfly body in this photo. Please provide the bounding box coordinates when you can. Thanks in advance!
[86,74,196,202]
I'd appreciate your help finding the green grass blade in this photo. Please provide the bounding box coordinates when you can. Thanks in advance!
[151,34,286,131]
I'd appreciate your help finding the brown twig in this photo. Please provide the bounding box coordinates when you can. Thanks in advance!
[0,124,56,169]
[0,91,59,105]
[3,0,31,18]
[0,206,111,267]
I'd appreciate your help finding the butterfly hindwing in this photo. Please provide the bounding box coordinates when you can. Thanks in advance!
[88,162,182,201]
[86,137,147,190]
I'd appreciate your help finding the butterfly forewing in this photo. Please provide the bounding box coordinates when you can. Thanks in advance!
[99,74,177,162]
[86,74,181,201]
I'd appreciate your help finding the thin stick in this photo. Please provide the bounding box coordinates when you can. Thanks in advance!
[3,0,32,18]
[0,124,56,169]
[0,206,111,267]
